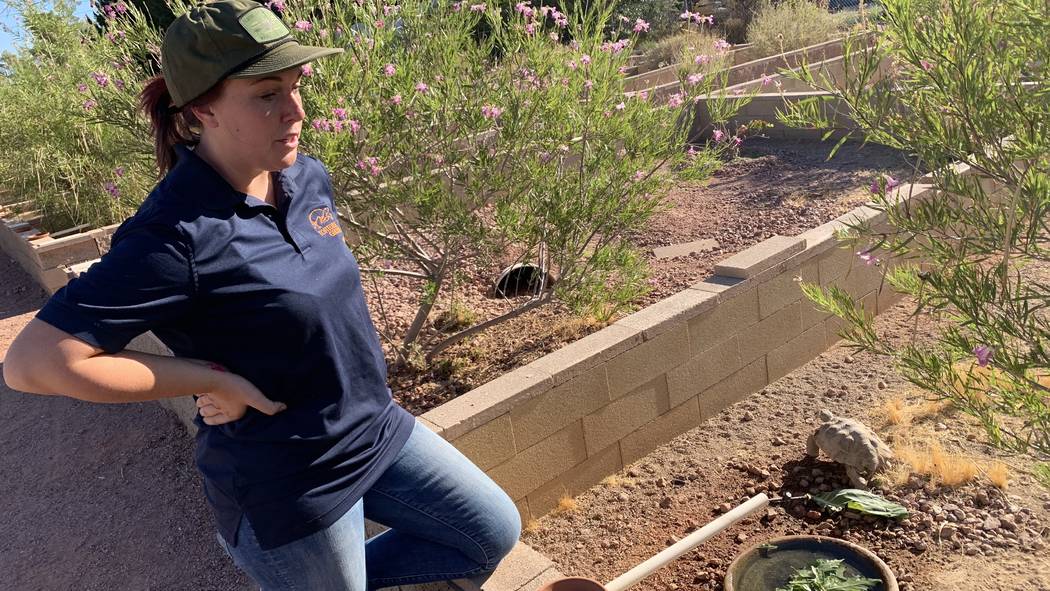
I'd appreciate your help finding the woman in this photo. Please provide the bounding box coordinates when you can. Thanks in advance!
[1,1,521,589]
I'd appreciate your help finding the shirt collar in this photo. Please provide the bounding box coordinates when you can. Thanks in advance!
[172,144,303,212]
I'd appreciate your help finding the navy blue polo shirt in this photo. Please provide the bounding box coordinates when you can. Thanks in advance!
[36,144,416,550]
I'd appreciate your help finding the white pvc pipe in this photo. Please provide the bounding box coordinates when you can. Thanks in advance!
[603,493,770,591]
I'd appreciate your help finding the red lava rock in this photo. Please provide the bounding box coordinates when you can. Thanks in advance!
[806,510,824,521]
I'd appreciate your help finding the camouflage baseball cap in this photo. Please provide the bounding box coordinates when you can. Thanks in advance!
[162,0,342,108]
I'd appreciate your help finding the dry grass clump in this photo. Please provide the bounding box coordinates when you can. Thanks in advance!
[523,518,541,534]
[601,474,637,488]
[553,494,578,515]
[880,394,952,428]
[891,440,979,488]
[985,461,1010,490]
[746,0,839,56]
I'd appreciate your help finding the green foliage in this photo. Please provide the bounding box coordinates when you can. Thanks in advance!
[1035,463,1050,490]
[747,0,839,55]
[783,0,1050,456]
[810,489,909,519]
[612,0,682,41]
[0,0,160,231]
[775,559,880,591]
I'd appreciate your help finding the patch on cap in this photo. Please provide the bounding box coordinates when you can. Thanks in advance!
[239,7,289,44]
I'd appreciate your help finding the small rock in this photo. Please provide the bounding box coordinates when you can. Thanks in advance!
[982,517,1001,531]
[693,573,710,584]
[717,502,732,514]
[806,510,823,521]
[935,422,948,431]
[659,496,673,509]
[741,412,754,422]
[974,491,990,507]
[965,546,980,556]
[617,492,630,502]
[735,533,747,544]
[844,355,854,363]
[627,468,640,478]
[772,436,787,446]
[745,487,757,496]
[799,478,811,488]
[665,537,676,546]
[762,508,778,522]
[877,380,888,390]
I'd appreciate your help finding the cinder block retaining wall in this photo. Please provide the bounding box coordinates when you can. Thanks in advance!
[46,181,976,526]
[0,209,118,294]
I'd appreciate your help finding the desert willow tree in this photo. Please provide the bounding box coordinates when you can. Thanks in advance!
[281,0,750,360]
[779,0,1050,455]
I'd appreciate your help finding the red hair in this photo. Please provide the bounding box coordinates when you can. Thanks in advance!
[138,76,225,177]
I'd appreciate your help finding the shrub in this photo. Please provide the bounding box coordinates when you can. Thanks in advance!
[746,0,839,55]
[786,0,1050,455]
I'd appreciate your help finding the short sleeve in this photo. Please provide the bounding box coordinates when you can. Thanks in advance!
[35,224,197,354]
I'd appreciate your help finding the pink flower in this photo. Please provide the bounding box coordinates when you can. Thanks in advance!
[712,129,724,142]
[761,74,773,86]
[714,39,731,52]
[732,136,742,147]
[294,20,312,31]
[83,99,97,110]
[694,54,711,65]
[451,2,463,11]
[667,93,684,108]
[514,2,534,17]
[481,104,503,119]
[114,166,125,177]
[615,102,626,111]
[91,72,109,88]
[919,59,935,71]
[856,250,881,266]
[633,18,649,33]
[680,11,695,21]
[77,83,88,93]
[266,0,285,11]
[104,181,119,197]
[301,63,314,77]
[687,73,703,86]
[583,79,593,90]
[348,120,361,134]
[633,170,646,181]
[375,18,385,28]
[870,175,901,194]
[331,107,347,120]
[973,345,993,367]
[113,1,127,13]
[319,29,328,38]
[524,23,536,35]
[580,54,591,66]
[391,94,402,105]
[114,79,125,91]
[567,60,577,70]
[470,3,486,12]
[415,82,429,93]
[383,63,396,76]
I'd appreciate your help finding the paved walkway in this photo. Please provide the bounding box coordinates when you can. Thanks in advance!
[0,251,560,591]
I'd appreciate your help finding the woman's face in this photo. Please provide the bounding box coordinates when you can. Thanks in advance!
[193,66,306,173]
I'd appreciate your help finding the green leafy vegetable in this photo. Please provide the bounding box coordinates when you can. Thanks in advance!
[811,489,909,519]
[775,559,881,591]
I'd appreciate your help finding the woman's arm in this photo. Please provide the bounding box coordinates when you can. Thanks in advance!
[3,318,286,420]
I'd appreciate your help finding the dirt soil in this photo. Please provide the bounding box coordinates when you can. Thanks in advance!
[0,253,254,590]
[376,138,916,415]
[522,303,1050,591]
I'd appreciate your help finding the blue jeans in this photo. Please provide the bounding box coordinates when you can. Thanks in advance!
[215,421,522,590]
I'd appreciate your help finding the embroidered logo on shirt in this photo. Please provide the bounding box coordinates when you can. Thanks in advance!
[309,206,343,238]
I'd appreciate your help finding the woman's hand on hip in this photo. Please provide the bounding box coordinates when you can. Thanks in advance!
[195,365,287,426]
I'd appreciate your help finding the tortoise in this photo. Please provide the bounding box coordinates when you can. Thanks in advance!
[806,409,893,488]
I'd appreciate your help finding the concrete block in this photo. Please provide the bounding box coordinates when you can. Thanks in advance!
[514,498,531,526]
[452,414,517,471]
[823,291,876,348]
[605,324,689,400]
[801,296,832,331]
[487,422,588,501]
[416,416,446,437]
[652,239,719,260]
[35,235,101,270]
[738,301,802,364]
[687,288,759,354]
[838,264,884,299]
[797,219,849,256]
[767,324,827,382]
[757,261,818,318]
[423,366,554,441]
[666,335,742,407]
[620,397,701,465]
[525,443,623,517]
[835,204,887,228]
[451,542,561,591]
[615,286,719,340]
[714,235,806,279]
[876,284,905,315]
[582,376,670,456]
[529,324,642,387]
[691,275,748,298]
[698,358,767,419]
[817,245,854,286]
[510,367,610,451]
